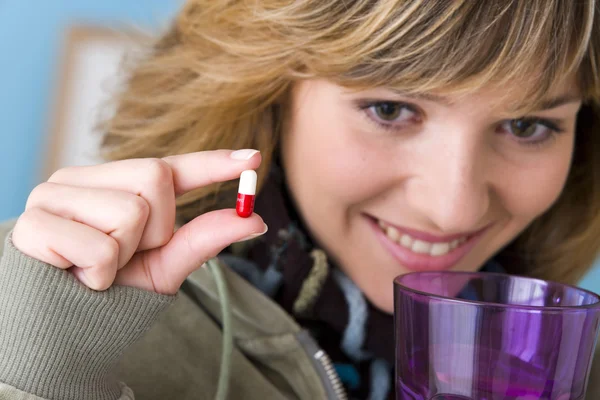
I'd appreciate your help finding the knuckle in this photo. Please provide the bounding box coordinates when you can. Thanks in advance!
[95,236,119,268]
[19,207,46,228]
[13,209,49,257]
[123,195,150,224]
[48,166,76,183]
[26,182,55,209]
[143,158,173,189]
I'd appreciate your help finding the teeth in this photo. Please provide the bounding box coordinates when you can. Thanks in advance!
[386,226,400,241]
[430,242,451,256]
[411,240,431,254]
[379,220,468,257]
[400,234,413,247]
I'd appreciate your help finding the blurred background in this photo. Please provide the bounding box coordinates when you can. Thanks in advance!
[1,0,600,293]
[0,0,182,221]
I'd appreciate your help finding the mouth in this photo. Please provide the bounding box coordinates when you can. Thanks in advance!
[366,215,490,272]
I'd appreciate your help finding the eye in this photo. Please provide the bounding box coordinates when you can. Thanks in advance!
[500,117,563,144]
[362,101,418,128]
[369,102,416,123]
[373,102,414,122]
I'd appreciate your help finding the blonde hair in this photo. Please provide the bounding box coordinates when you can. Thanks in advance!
[102,0,600,284]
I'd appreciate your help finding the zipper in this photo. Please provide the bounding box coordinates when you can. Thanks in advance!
[314,349,347,400]
[297,330,347,400]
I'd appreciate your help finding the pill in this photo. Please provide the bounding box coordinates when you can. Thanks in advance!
[236,170,257,218]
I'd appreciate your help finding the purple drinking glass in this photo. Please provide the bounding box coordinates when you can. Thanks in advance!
[394,271,600,400]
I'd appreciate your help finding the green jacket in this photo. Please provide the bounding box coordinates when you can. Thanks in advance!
[0,219,345,400]
[1,217,600,400]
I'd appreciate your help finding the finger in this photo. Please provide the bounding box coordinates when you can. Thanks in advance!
[115,209,267,294]
[162,149,262,196]
[47,149,262,251]
[48,149,261,196]
[26,182,148,269]
[48,158,176,251]
[12,208,119,290]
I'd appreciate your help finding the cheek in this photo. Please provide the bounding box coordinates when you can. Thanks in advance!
[286,98,391,206]
[500,148,572,220]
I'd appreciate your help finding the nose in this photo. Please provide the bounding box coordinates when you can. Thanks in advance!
[409,134,490,234]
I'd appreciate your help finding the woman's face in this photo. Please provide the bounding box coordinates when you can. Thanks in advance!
[281,78,581,313]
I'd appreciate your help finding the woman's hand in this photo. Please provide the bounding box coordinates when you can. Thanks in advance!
[12,149,266,295]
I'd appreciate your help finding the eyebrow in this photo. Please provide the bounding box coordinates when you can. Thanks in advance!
[535,94,582,110]
[391,91,582,110]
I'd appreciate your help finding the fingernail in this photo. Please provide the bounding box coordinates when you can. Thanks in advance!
[73,269,95,290]
[230,149,259,160]
[235,223,268,242]
[75,270,91,287]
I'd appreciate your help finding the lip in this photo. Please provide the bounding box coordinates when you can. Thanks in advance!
[366,216,490,272]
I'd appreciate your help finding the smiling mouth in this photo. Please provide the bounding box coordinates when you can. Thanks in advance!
[376,219,474,257]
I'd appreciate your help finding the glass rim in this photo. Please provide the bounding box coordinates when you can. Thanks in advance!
[394,271,600,312]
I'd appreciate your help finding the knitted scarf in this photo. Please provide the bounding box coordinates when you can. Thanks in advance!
[224,167,504,399]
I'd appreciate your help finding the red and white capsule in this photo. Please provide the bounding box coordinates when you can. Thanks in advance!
[236,170,257,218]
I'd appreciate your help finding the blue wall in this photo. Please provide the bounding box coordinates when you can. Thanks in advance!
[0,0,182,222]
[2,1,600,292]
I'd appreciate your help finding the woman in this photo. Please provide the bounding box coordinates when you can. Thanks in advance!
[1,1,599,399]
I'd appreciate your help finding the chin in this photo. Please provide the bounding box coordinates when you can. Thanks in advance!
[364,284,395,314]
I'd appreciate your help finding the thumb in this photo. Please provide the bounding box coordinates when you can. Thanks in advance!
[115,209,267,294]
